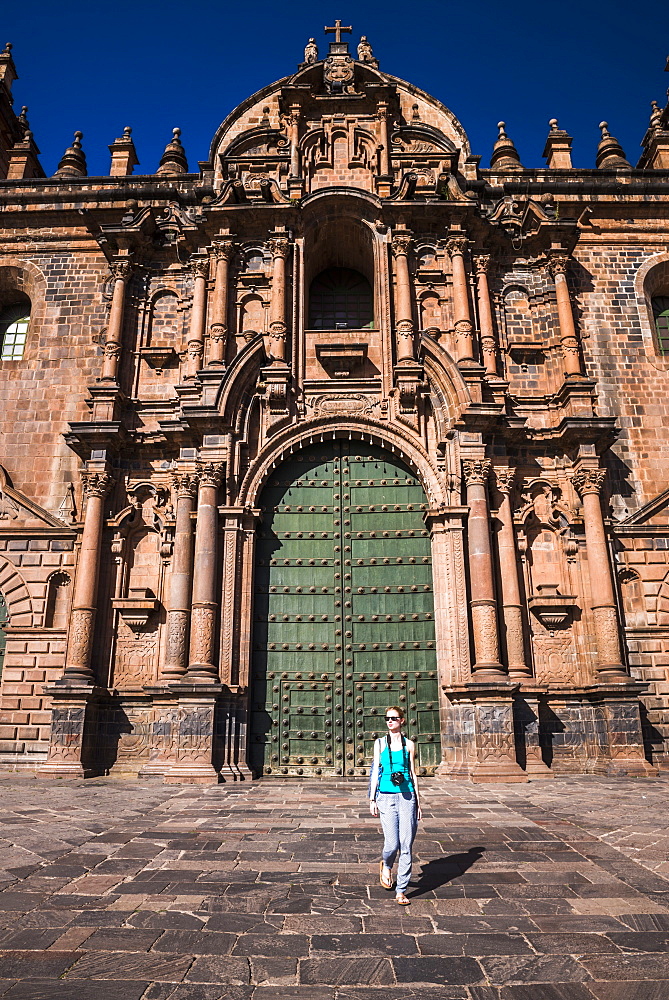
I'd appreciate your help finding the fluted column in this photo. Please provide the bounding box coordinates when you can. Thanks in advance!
[494,468,531,678]
[187,462,224,680]
[573,468,628,682]
[447,237,475,363]
[267,236,290,362]
[185,257,209,378]
[208,241,234,366]
[101,259,132,381]
[474,254,498,376]
[392,233,415,362]
[62,470,114,683]
[547,254,583,377]
[463,459,505,678]
[162,471,198,680]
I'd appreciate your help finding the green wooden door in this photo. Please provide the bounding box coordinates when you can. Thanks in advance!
[250,440,440,777]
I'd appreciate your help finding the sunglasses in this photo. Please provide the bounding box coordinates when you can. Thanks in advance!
[385,716,401,721]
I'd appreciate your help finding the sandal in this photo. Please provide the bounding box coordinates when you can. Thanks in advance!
[379,861,393,890]
[395,892,410,905]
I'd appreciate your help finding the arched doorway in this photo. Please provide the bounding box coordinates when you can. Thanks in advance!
[250,440,440,777]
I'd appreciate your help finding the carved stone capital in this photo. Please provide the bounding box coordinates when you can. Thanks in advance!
[473,253,491,276]
[197,462,224,490]
[211,239,236,262]
[547,254,569,279]
[446,236,468,258]
[396,318,414,338]
[494,467,516,494]
[391,234,412,257]
[109,259,133,283]
[268,321,287,342]
[81,471,114,499]
[455,318,473,340]
[268,236,291,260]
[561,335,580,356]
[573,468,606,497]
[171,471,199,500]
[102,341,121,358]
[190,257,210,280]
[463,459,491,488]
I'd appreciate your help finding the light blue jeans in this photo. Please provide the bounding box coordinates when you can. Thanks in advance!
[377,790,417,893]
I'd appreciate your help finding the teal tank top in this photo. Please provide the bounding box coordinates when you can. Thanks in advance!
[378,742,414,794]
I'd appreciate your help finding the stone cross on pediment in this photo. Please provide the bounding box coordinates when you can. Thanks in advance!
[324,20,352,44]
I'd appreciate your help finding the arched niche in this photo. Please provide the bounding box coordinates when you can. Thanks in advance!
[148,289,180,347]
[45,572,71,629]
[634,253,669,369]
[619,568,646,628]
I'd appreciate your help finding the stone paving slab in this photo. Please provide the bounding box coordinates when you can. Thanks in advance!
[0,776,667,997]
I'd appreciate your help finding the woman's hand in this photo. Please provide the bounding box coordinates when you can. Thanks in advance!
[369,798,378,817]
[416,801,422,822]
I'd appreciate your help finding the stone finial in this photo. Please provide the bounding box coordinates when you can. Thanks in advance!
[0,41,17,94]
[157,127,188,176]
[108,125,139,176]
[596,121,630,169]
[17,106,30,134]
[304,38,318,64]
[543,118,573,169]
[649,100,663,132]
[490,121,522,170]
[55,130,88,177]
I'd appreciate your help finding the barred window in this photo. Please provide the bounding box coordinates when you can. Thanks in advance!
[309,268,373,330]
[0,303,30,360]
[653,296,669,356]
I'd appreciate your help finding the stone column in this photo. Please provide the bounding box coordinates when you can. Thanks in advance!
[187,462,224,680]
[287,105,301,178]
[573,468,628,682]
[473,254,498,375]
[185,257,209,378]
[392,233,415,362]
[62,470,114,683]
[447,237,475,363]
[494,468,531,678]
[208,240,235,366]
[548,254,583,377]
[101,259,132,382]
[377,101,391,177]
[162,471,199,680]
[463,459,505,678]
[267,236,291,362]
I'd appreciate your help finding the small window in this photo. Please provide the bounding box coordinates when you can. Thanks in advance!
[653,296,669,356]
[309,267,373,330]
[1,304,30,360]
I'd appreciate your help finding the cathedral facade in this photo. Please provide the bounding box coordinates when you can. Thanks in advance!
[0,29,668,782]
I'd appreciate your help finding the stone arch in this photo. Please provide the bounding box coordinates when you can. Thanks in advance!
[634,251,669,370]
[239,417,446,510]
[147,287,181,347]
[45,571,72,629]
[0,555,35,627]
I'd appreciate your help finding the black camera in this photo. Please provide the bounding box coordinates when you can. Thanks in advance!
[390,771,405,786]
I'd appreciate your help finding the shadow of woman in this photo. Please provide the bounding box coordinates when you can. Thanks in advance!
[408,846,486,898]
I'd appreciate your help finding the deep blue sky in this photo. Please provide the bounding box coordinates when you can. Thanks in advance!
[3,0,668,177]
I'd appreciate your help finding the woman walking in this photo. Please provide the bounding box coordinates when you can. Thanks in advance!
[368,706,421,905]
